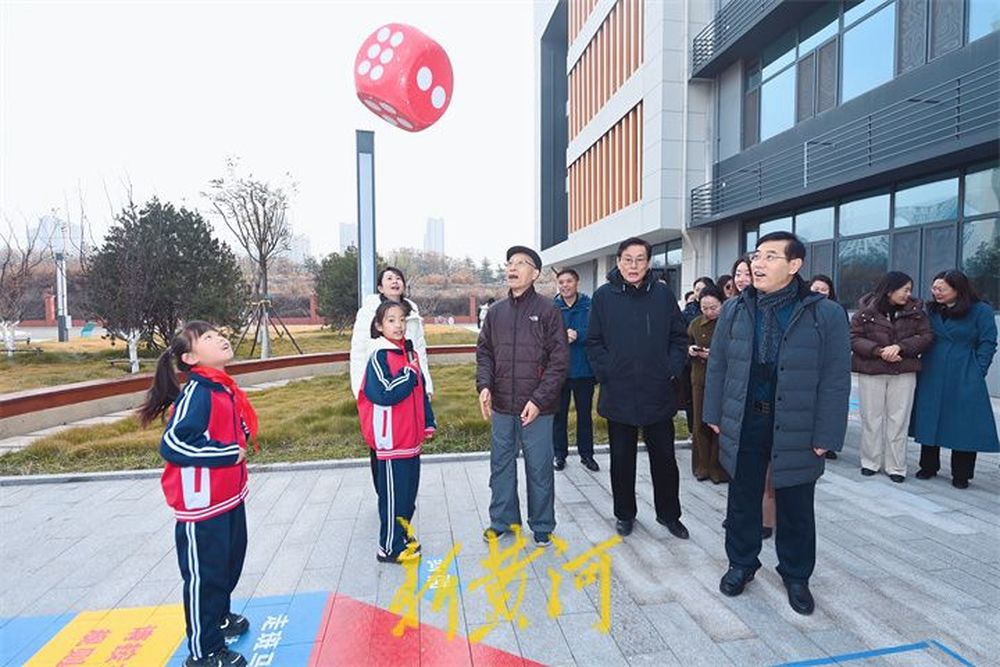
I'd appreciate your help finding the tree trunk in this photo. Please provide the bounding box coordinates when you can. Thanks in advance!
[1,322,13,358]
[128,330,140,374]
[260,265,271,359]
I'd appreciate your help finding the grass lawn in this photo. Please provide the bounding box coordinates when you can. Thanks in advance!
[0,364,689,475]
[0,325,479,394]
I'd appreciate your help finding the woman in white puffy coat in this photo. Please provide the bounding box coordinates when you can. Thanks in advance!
[350,267,434,490]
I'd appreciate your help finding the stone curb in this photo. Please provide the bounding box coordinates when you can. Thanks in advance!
[0,440,691,487]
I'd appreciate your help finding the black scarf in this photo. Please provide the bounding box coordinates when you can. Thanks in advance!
[756,280,800,364]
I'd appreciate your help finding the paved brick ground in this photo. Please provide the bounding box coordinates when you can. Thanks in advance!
[2,416,998,666]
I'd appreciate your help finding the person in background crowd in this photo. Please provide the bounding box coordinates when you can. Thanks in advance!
[680,276,717,435]
[809,273,845,460]
[478,297,495,330]
[683,276,716,324]
[350,267,434,490]
[587,237,690,540]
[732,257,752,294]
[687,285,728,483]
[910,270,998,489]
[705,232,851,616]
[850,272,934,483]
[552,269,599,472]
[717,274,736,300]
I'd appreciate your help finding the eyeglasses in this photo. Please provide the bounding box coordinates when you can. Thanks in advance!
[505,259,536,270]
[619,256,648,267]
[748,251,788,263]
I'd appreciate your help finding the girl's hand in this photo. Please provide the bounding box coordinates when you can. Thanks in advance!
[236,449,246,464]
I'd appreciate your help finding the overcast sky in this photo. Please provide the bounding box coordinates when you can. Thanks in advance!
[0,0,536,263]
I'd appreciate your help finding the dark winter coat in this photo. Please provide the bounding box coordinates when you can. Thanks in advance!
[586,268,688,426]
[702,279,851,489]
[850,295,934,375]
[909,301,999,452]
[555,292,594,379]
[476,285,570,416]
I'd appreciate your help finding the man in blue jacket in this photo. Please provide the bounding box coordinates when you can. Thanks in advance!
[553,268,598,472]
[586,237,690,540]
[704,231,850,616]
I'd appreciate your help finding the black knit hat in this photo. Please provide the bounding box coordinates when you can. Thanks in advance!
[506,245,542,271]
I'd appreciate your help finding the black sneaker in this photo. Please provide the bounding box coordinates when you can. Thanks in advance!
[553,457,566,471]
[377,548,421,564]
[219,612,249,638]
[581,457,600,472]
[534,532,552,547]
[185,648,247,667]
[483,527,511,543]
[915,469,936,480]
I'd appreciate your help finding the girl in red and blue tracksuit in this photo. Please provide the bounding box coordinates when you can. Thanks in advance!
[358,300,436,564]
[138,321,255,667]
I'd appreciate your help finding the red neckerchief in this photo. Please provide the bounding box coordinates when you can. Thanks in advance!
[190,366,260,452]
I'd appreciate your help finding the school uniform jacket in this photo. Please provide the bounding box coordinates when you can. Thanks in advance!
[358,337,436,460]
[159,371,249,523]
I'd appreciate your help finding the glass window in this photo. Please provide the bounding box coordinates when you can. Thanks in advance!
[969,0,1000,42]
[923,224,958,286]
[838,234,889,306]
[840,193,890,235]
[759,216,793,236]
[799,2,840,54]
[795,207,835,241]
[964,163,1000,217]
[650,243,667,270]
[762,29,796,80]
[760,66,796,140]
[962,218,1000,308]
[744,224,759,253]
[845,0,890,27]
[666,241,683,267]
[842,3,896,103]
[894,177,959,226]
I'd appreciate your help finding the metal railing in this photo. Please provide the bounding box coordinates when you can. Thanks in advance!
[691,0,781,75]
[690,60,1000,223]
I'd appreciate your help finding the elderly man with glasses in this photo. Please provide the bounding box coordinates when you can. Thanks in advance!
[476,245,569,547]
[586,237,690,541]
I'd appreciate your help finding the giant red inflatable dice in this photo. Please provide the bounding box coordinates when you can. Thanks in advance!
[354,23,454,132]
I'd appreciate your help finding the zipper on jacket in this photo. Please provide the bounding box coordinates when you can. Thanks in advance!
[511,296,518,409]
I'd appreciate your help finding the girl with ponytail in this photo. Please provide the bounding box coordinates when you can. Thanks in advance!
[138,321,255,667]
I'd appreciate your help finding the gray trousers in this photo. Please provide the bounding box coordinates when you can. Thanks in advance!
[488,412,556,535]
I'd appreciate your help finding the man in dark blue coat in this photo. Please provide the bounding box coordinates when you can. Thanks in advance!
[553,268,599,472]
[704,231,851,616]
[586,237,690,540]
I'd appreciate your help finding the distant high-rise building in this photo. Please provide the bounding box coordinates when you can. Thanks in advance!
[424,217,445,255]
[339,222,358,252]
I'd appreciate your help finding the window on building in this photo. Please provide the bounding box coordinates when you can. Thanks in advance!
[840,192,890,235]
[962,217,999,307]
[838,234,890,305]
[762,29,797,79]
[930,0,965,58]
[894,177,960,226]
[759,216,793,236]
[964,162,1000,217]
[844,0,890,27]
[799,2,839,54]
[842,2,897,102]
[969,0,1000,42]
[795,207,835,241]
[760,66,796,140]
[743,61,761,149]
[896,0,928,74]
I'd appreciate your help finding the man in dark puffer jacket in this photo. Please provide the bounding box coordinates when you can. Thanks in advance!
[586,237,690,541]
[704,231,850,617]
[476,245,569,548]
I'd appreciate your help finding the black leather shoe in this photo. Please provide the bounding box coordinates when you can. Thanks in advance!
[860,468,876,476]
[553,457,566,471]
[889,474,905,483]
[784,581,815,615]
[761,526,773,540]
[915,469,936,480]
[952,478,970,489]
[824,451,838,460]
[581,457,600,472]
[657,517,689,539]
[615,519,634,536]
[719,566,757,597]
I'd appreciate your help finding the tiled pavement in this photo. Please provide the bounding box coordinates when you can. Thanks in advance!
[2,417,999,666]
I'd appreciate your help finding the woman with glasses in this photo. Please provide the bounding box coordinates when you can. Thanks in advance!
[910,270,998,489]
[687,286,729,483]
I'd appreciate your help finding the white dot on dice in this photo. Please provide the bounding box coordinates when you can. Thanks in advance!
[416,67,433,91]
[380,114,398,126]
[364,99,381,111]
[380,101,396,113]
[379,48,393,64]
[367,43,380,58]
[357,60,371,75]
[390,31,404,47]
[370,65,384,81]
[431,86,447,109]
[377,27,390,42]
[398,117,413,130]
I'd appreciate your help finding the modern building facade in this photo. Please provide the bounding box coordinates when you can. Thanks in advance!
[424,216,445,255]
[535,0,999,391]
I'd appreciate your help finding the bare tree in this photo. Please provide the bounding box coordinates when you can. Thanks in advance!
[0,217,51,356]
[204,158,294,358]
